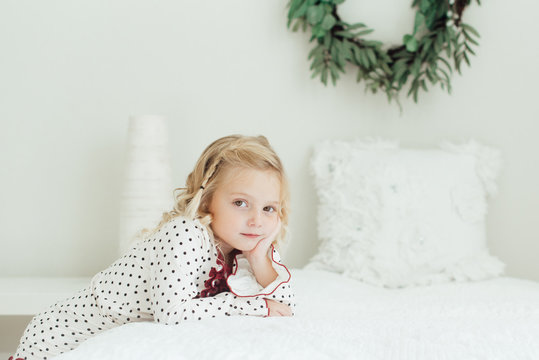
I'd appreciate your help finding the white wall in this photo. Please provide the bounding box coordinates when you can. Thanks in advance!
[1,0,538,284]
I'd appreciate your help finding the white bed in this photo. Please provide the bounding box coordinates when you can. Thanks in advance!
[54,268,539,360]
[49,138,539,359]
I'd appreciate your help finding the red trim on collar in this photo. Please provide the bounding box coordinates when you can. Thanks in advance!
[225,244,292,298]
[9,357,24,360]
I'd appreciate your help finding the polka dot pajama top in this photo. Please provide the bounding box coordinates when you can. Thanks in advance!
[11,216,295,360]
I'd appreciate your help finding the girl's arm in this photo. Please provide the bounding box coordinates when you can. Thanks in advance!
[152,291,269,324]
[148,217,270,324]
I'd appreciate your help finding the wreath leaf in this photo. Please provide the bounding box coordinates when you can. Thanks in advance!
[460,23,481,38]
[355,29,375,37]
[347,22,367,30]
[321,14,337,30]
[307,5,325,25]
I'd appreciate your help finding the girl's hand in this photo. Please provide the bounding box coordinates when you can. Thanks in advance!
[266,299,292,317]
[242,219,281,288]
[243,218,281,264]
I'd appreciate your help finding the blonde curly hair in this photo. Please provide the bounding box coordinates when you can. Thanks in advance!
[138,134,290,252]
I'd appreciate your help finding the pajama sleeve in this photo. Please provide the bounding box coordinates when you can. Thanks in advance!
[148,217,269,324]
[226,245,296,314]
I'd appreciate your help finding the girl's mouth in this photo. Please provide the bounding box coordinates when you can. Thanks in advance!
[241,233,261,239]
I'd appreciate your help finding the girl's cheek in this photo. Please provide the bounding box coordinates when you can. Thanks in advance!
[268,216,279,227]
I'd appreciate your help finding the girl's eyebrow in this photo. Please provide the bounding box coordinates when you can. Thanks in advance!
[230,192,251,198]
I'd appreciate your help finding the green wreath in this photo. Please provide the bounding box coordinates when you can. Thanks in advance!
[287,0,481,103]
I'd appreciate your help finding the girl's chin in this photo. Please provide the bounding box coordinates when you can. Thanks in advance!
[237,242,258,253]
[216,237,257,253]
[238,244,256,252]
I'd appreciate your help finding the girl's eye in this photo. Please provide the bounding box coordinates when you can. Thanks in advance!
[233,200,247,207]
[263,206,276,213]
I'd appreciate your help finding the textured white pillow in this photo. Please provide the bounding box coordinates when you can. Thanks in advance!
[306,138,506,288]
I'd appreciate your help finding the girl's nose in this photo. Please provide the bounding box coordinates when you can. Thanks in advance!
[248,210,262,227]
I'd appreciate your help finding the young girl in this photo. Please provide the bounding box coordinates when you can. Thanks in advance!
[10,134,295,360]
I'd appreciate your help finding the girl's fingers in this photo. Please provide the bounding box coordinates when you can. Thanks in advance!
[257,222,279,252]
[273,218,282,238]
[265,218,282,244]
[254,219,281,257]
[282,308,291,316]
[276,305,291,316]
[267,300,291,317]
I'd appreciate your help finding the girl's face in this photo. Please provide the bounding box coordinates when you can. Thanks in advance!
[209,167,281,254]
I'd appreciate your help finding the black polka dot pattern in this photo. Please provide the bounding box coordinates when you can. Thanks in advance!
[12,216,296,360]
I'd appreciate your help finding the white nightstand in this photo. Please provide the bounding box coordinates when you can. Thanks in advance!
[0,277,92,315]
[0,277,93,357]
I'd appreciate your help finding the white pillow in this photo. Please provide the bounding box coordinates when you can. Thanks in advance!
[306,138,506,288]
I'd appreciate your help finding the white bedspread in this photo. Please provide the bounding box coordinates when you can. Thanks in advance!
[55,269,539,360]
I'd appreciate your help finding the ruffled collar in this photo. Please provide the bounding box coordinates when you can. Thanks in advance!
[197,249,240,298]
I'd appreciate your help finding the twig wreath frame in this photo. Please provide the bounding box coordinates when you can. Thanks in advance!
[287,0,481,104]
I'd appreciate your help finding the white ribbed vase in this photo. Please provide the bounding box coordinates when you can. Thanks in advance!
[118,115,173,255]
